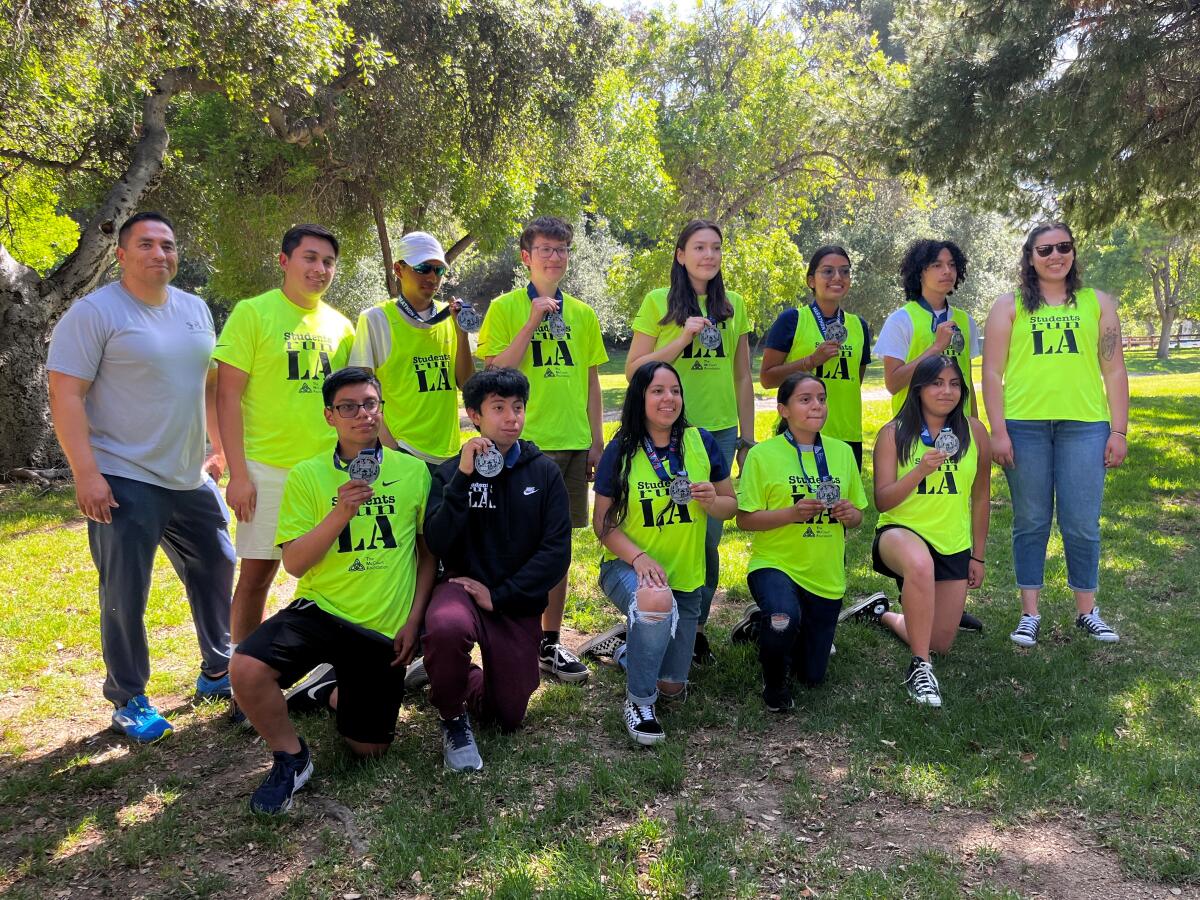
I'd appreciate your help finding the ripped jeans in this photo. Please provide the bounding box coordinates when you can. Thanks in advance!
[599,558,702,705]
[746,567,842,689]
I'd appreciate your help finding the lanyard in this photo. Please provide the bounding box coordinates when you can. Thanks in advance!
[783,431,830,485]
[526,282,564,313]
[915,297,951,332]
[809,302,844,340]
[332,443,382,470]
[396,293,453,325]
[642,434,682,482]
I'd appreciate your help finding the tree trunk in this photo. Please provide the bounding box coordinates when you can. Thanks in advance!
[1157,307,1176,360]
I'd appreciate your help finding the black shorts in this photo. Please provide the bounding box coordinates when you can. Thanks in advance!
[236,598,404,744]
[846,441,864,472]
[872,525,970,589]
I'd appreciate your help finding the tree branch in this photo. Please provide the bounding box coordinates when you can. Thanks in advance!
[0,145,102,176]
[445,233,475,264]
[264,55,361,146]
[369,192,398,298]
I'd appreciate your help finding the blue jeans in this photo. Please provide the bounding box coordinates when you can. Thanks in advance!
[599,559,702,705]
[1004,419,1110,592]
[747,568,842,688]
[699,425,738,626]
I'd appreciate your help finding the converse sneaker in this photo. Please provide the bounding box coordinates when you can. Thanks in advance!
[838,592,889,625]
[622,699,665,746]
[578,624,627,660]
[250,738,312,815]
[692,631,716,666]
[1076,607,1119,643]
[730,604,761,644]
[1009,613,1041,647]
[903,657,942,708]
[762,683,794,713]
[539,641,590,683]
[111,695,173,743]
[441,713,483,772]
[284,664,337,715]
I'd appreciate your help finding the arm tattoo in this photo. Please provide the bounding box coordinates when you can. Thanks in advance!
[1100,327,1118,362]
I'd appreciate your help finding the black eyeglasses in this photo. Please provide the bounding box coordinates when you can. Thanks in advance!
[328,398,384,418]
[1033,241,1074,258]
[410,262,448,277]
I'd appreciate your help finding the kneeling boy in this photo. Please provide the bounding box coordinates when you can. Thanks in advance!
[230,367,434,813]
[423,367,571,771]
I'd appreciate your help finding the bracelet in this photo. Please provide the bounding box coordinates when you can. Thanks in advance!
[631,551,647,565]
[1111,431,1127,438]
[970,556,986,564]
[736,437,757,450]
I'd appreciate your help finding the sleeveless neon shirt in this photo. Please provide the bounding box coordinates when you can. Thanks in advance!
[877,430,978,556]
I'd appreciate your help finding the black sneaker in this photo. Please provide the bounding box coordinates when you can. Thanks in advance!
[578,624,627,660]
[730,604,761,644]
[539,641,590,683]
[762,683,794,713]
[227,695,254,731]
[250,739,312,815]
[284,664,337,716]
[1009,613,1041,647]
[1076,606,1119,643]
[959,612,984,633]
[692,631,716,666]
[404,657,429,692]
[903,657,942,708]
[622,699,665,746]
[838,592,889,625]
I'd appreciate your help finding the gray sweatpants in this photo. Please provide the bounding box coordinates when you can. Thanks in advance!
[87,474,235,706]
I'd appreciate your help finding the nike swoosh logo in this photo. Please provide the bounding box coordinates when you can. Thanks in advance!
[383,480,400,487]
[523,486,538,495]
[307,679,336,699]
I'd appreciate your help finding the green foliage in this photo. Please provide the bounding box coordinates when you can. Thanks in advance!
[0,169,78,273]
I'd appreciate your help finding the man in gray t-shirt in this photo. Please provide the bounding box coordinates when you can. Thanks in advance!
[47,212,236,743]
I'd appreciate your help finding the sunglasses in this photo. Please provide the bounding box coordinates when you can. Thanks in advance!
[410,262,448,277]
[1033,241,1074,258]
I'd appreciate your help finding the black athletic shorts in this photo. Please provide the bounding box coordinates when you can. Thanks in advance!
[872,524,970,588]
[236,598,404,744]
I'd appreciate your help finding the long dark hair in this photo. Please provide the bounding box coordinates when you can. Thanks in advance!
[899,238,967,302]
[774,372,826,435]
[893,355,971,466]
[1018,222,1081,314]
[661,219,733,326]
[806,244,851,295]
[601,361,691,535]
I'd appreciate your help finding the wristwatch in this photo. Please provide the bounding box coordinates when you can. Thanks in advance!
[736,436,757,451]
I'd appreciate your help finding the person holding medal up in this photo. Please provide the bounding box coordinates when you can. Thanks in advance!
[583,361,736,745]
[349,231,476,473]
[478,216,608,686]
[735,373,867,712]
[229,367,435,814]
[850,355,990,709]
[626,220,754,665]
[422,367,572,771]
[760,246,873,471]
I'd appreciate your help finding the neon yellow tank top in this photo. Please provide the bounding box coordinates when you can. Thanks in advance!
[891,301,972,414]
[784,307,866,441]
[1003,288,1109,422]
[877,427,977,555]
[601,427,711,592]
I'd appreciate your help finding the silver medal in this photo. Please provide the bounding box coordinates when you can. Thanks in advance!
[347,449,380,484]
[547,309,568,339]
[455,301,483,333]
[474,445,504,478]
[934,427,960,456]
[698,323,722,350]
[815,477,840,508]
[949,327,966,354]
[824,320,848,345]
[668,471,693,505]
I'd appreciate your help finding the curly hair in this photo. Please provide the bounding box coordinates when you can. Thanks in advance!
[1018,222,1081,314]
[899,239,967,302]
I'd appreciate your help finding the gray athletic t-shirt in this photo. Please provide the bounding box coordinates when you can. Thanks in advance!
[47,281,216,490]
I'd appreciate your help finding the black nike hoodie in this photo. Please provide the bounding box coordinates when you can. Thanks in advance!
[425,439,571,618]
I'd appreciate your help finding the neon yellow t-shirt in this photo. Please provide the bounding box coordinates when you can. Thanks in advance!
[737,433,866,599]
[783,308,868,442]
[600,427,711,592]
[353,300,463,461]
[877,429,978,555]
[275,447,430,637]
[632,288,750,431]
[891,301,972,414]
[213,289,355,468]
[1003,288,1109,422]
[477,286,608,450]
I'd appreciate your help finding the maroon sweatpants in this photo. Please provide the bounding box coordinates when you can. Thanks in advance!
[423,581,542,732]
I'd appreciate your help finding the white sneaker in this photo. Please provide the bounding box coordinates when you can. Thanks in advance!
[622,699,665,746]
[1076,606,1119,643]
[1009,614,1041,647]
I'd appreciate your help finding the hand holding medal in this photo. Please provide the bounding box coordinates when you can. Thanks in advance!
[948,325,966,354]
[815,477,841,508]
[668,469,693,505]
[459,437,505,477]
[933,426,960,456]
[453,297,483,333]
[347,448,380,484]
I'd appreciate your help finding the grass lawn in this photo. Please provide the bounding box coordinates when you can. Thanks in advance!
[1,369,1198,898]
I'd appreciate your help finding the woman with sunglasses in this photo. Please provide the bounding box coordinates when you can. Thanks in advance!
[736,373,866,712]
[626,220,754,665]
[760,245,873,470]
[981,223,1129,648]
[587,361,736,744]
[858,355,990,709]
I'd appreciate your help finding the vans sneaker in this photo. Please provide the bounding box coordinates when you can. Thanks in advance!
[539,642,590,683]
[579,624,627,660]
[622,699,666,746]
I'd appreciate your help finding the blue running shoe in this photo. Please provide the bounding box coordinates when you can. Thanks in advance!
[111,695,173,743]
[250,739,312,814]
[195,671,232,700]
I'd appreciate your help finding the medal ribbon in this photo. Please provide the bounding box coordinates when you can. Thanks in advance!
[395,292,453,325]
[527,282,565,328]
[809,302,845,341]
[915,296,952,333]
[783,431,831,487]
[333,442,382,472]
[642,434,682,483]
